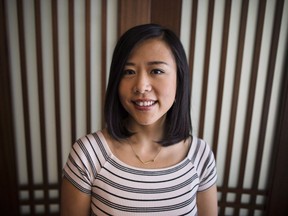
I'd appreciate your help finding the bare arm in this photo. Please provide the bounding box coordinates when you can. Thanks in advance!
[61,178,91,216]
[197,184,218,216]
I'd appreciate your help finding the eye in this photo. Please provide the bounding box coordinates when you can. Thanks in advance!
[123,69,135,75]
[151,69,164,74]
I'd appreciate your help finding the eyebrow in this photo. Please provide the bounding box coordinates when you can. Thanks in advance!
[125,61,168,66]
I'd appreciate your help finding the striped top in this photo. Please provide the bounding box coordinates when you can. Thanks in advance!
[63,131,217,215]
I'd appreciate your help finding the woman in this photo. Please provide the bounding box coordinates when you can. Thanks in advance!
[61,24,218,215]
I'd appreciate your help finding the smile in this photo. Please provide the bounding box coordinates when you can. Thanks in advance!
[133,100,157,107]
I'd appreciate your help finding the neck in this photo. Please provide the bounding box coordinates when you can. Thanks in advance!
[127,130,163,165]
[127,118,165,145]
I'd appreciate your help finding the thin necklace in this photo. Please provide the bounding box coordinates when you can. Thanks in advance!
[129,142,162,165]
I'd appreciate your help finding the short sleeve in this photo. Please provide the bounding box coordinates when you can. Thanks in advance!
[62,136,97,194]
[192,138,217,191]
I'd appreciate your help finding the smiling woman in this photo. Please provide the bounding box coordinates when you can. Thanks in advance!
[61,24,218,216]
[119,38,177,128]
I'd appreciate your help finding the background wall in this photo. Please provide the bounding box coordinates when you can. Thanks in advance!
[1,0,288,215]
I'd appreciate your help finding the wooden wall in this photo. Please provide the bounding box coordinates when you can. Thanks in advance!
[1,0,288,215]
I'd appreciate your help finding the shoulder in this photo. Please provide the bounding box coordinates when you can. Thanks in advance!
[188,136,217,190]
[71,130,111,163]
[62,131,110,192]
[188,136,214,162]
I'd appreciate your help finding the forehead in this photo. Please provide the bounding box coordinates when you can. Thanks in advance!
[127,38,175,62]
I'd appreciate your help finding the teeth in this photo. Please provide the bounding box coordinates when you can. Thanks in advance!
[135,101,155,107]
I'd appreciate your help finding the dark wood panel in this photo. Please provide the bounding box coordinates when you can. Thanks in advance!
[118,0,151,37]
[266,36,288,216]
[0,0,19,214]
[118,0,182,39]
[150,0,182,37]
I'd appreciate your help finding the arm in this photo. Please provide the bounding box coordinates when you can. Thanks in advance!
[61,178,91,216]
[196,184,218,216]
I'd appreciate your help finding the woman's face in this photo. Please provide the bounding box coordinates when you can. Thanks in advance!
[118,38,177,128]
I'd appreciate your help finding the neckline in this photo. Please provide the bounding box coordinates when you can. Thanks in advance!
[96,131,194,171]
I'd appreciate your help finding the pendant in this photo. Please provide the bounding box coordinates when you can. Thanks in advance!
[135,154,155,164]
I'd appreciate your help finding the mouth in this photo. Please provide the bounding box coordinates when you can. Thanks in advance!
[132,100,157,107]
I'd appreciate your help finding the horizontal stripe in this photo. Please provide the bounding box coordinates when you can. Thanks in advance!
[93,192,196,213]
[94,173,198,194]
[63,131,217,215]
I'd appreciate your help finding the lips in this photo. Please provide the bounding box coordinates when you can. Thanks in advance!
[132,100,157,108]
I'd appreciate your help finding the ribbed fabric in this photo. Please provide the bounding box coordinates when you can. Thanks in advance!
[63,131,217,215]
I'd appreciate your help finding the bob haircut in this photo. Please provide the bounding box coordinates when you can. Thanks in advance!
[104,23,192,146]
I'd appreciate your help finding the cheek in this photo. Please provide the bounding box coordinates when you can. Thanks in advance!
[118,81,132,110]
[165,89,177,103]
[165,77,177,98]
[118,81,127,99]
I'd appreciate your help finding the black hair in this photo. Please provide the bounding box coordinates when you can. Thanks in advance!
[104,23,192,146]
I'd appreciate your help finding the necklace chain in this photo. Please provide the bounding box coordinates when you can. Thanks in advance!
[129,142,162,165]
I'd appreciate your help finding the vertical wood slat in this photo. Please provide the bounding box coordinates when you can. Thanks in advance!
[51,0,63,187]
[266,41,288,216]
[212,0,232,158]
[198,0,215,138]
[150,0,182,37]
[219,0,249,215]
[85,0,91,133]
[248,0,285,215]
[188,0,198,90]
[0,0,19,214]
[234,0,267,215]
[118,0,151,37]
[16,0,35,214]
[101,0,107,128]
[69,0,76,142]
[34,0,49,213]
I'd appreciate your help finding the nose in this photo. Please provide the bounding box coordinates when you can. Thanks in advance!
[133,73,152,94]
